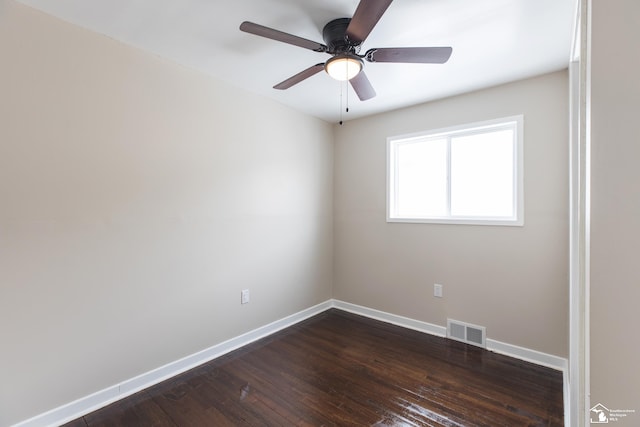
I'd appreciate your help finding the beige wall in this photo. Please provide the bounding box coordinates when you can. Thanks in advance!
[0,2,333,425]
[590,0,640,423]
[334,71,569,357]
[0,0,578,425]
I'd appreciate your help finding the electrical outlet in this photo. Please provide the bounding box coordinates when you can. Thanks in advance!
[434,284,443,298]
[241,289,250,304]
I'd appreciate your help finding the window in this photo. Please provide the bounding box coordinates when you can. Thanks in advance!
[387,116,523,225]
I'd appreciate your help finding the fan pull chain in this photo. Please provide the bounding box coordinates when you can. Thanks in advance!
[346,78,350,114]
[345,59,350,116]
[339,82,344,125]
[339,80,350,126]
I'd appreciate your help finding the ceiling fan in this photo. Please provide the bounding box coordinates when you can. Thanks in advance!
[239,0,452,101]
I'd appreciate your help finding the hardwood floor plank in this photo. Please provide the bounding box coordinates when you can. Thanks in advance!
[83,390,176,427]
[64,309,563,426]
[60,419,88,427]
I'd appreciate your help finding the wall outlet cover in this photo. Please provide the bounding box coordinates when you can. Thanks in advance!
[241,289,250,304]
[434,284,443,298]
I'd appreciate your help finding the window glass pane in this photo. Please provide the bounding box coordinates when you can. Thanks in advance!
[396,138,447,217]
[387,116,522,225]
[450,129,514,217]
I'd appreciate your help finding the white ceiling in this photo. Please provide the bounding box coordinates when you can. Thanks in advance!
[17,0,577,123]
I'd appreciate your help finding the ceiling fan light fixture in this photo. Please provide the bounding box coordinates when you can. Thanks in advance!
[325,55,363,81]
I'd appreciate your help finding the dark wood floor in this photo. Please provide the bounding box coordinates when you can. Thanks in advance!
[63,309,563,426]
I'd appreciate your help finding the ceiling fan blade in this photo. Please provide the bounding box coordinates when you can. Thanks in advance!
[349,71,376,101]
[274,63,325,90]
[366,47,453,64]
[346,0,393,44]
[240,21,327,52]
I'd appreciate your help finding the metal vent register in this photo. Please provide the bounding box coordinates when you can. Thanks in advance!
[447,319,486,348]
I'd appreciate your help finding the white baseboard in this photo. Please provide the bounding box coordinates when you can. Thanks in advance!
[331,300,447,337]
[15,299,568,427]
[331,300,567,372]
[486,338,568,372]
[13,300,333,427]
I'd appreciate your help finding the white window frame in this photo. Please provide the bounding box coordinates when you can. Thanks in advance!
[387,115,524,226]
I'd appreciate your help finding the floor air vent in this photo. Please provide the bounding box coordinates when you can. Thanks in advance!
[447,319,486,348]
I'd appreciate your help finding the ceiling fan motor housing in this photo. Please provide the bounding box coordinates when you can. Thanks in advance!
[323,18,358,53]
